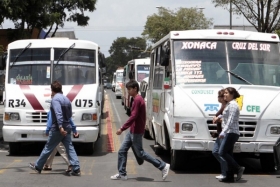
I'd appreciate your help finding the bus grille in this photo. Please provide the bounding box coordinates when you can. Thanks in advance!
[26,112,48,123]
[207,120,257,138]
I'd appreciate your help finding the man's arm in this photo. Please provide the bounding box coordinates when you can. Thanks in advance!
[45,112,52,135]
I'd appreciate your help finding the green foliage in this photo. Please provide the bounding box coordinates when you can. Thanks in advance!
[107,37,147,75]
[212,0,280,32]
[142,7,213,43]
[0,0,97,40]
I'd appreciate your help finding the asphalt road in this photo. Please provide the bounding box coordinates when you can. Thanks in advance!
[0,90,280,187]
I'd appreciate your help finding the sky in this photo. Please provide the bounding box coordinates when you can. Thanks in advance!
[2,0,249,57]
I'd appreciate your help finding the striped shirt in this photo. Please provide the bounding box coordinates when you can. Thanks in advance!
[220,100,240,136]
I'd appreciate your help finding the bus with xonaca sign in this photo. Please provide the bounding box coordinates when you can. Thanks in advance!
[146,29,280,171]
[0,38,106,155]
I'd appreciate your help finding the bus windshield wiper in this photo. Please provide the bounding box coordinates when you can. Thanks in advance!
[10,43,32,69]
[54,43,75,69]
[226,70,253,85]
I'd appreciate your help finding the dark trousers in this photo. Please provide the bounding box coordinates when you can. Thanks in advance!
[218,133,240,172]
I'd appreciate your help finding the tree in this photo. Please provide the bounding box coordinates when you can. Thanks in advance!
[0,0,97,40]
[142,7,213,43]
[107,37,147,75]
[212,0,280,33]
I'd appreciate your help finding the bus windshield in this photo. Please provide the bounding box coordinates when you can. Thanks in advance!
[137,65,150,82]
[174,40,280,86]
[8,48,96,85]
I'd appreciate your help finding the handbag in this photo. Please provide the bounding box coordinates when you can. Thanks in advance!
[273,137,280,171]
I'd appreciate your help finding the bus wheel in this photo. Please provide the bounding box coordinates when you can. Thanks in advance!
[83,143,94,155]
[9,142,20,155]
[170,150,184,170]
[260,153,275,172]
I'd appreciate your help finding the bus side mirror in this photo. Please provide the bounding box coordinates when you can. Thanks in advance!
[129,71,134,79]
[98,52,106,68]
[0,52,7,70]
[160,42,170,67]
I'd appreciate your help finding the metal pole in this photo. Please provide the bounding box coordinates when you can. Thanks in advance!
[230,0,232,29]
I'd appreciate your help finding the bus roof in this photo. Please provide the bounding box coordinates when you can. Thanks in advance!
[8,38,99,50]
[153,29,279,48]
[127,58,150,65]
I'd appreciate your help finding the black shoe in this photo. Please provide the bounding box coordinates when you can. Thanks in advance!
[71,169,81,176]
[29,163,41,174]
[236,166,245,181]
[219,171,234,183]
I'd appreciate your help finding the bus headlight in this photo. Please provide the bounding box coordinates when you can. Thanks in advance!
[82,113,97,121]
[182,123,193,131]
[270,126,280,134]
[5,112,20,121]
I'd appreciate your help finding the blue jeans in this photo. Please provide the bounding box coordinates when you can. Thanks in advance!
[35,129,80,171]
[218,133,240,172]
[212,137,227,176]
[118,131,166,176]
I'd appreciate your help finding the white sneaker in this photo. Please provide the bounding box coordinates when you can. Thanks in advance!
[110,173,127,180]
[162,163,170,180]
[215,174,226,179]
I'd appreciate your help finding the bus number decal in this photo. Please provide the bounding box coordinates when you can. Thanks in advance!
[9,99,27,108]
[75,99,93,107]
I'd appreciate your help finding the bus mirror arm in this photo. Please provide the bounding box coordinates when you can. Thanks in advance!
[96,101,100,106]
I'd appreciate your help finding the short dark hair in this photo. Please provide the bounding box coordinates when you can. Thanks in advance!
[51,81,62,93]
[126,79,139,92]
[225,87,240,99]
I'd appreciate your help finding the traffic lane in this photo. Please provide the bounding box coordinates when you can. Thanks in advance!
[106,89,280,184]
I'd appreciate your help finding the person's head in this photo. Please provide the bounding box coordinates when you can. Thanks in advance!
[224,87,240,102]
[217,89,226,104]
[51,80,62,95]
[126,79,139,97]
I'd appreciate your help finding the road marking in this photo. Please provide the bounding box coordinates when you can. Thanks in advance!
[105,94,115,152]
[0,160,22,174]
[127,159,136,174]
[88,160,95,175]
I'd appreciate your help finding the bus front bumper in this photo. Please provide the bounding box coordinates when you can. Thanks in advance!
[3,125,99,143]
[172,138,275,153]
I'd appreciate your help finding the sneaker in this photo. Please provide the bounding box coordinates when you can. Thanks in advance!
[29,163,41,174]
[236,167,245,181]
[215,174,226,179]
[110,173,128,180]
[71,169,81,176]
[162,163,170,180]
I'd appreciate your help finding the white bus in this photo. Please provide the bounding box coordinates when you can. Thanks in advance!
[115,67,124,99]
[0,38,106,155]
[146,29,280,171]
[122,58,150,115]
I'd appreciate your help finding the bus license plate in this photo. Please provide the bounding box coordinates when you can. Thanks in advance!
[233,143,241,153]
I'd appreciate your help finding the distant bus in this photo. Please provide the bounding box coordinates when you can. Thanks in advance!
[122,58,150,115]
[115,67,124,99]
[0,38,106,155]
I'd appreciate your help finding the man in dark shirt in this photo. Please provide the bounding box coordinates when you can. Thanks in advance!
[29,81,80,176]
[111,79,170,181]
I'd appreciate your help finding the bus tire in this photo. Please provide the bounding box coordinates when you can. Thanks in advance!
[171,150,184,170]
[9,142,20,155]
[260,153,275,172]
[83,142,94,155]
